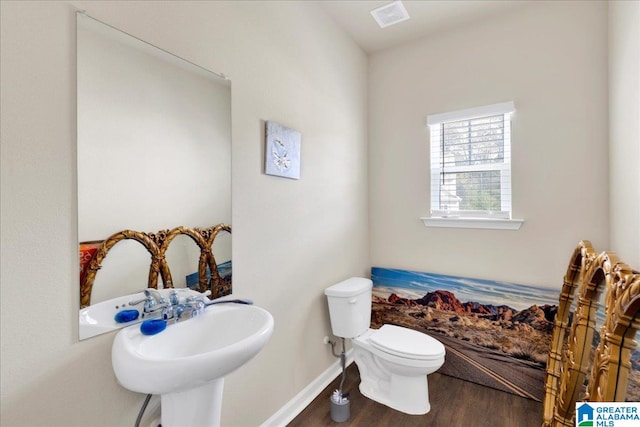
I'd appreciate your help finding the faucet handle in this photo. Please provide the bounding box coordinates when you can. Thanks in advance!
[196,290,212,299]
[129,289,155,306]
[128,297,148,306]
[129,289,166,314]
[175,300,205,321]
[169,290,180,306]
[144,288,165,304]
[185,289,211,303]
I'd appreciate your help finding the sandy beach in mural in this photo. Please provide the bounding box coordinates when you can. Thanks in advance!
[371,268,640,402]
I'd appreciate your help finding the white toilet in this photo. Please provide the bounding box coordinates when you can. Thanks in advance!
[325,277,445,415]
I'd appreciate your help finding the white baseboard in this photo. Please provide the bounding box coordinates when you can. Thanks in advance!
[260,350,354,427]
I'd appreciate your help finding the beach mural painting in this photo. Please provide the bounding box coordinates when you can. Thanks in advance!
[370,267,640,402]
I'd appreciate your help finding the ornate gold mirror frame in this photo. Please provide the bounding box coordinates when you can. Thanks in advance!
[80,224,231,308]
[542,241,640,427]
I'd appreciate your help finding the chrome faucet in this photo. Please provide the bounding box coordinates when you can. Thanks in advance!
[129,288,207,321]
[174,298,206,321]
[129,288,170,319]
[129,288,252,323]
[144,288,165,305]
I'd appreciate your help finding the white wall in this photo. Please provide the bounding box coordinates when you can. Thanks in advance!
[0,2,368,426]
[368,1,610,288]
[609,1,640,268]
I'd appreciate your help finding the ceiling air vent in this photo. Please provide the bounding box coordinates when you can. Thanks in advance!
[370,1,410,29]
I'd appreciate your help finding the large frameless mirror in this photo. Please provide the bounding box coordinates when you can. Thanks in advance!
[77,13,231,340]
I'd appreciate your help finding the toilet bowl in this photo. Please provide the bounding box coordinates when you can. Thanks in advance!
[325,277,446,415]
[352,325,445,414]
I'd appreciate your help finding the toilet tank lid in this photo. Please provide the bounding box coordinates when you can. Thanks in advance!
[325,277,372,297]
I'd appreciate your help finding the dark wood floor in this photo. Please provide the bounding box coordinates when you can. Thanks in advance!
[288,363,542,427]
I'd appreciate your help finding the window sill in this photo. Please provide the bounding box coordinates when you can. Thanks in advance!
[420,217,524,230]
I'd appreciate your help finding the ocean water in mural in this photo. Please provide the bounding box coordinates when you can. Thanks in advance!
[370,267,640,402]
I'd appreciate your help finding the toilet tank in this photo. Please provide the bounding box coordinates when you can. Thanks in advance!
[325,277,372,338]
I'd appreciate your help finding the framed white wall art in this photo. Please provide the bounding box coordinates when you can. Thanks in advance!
[265,121,301,180]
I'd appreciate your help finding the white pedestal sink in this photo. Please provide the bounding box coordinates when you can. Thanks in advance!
[112,303,274,427]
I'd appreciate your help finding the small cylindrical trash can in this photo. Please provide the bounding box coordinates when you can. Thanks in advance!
[330,397,350,423]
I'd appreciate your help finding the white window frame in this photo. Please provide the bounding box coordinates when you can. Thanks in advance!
[421,102,524,230]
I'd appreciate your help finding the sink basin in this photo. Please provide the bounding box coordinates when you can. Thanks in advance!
[112,303,274,427]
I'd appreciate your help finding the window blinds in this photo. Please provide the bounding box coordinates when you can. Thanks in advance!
[427,102,514,219]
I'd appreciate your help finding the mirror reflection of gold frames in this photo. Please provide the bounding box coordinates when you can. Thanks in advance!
[80,224,231,308]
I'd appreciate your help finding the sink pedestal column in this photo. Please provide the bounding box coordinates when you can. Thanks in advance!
[160,379,224,427]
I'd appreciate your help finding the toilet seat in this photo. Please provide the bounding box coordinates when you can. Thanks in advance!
[368,325,445,361]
